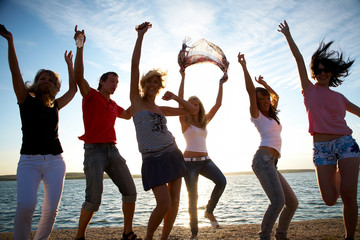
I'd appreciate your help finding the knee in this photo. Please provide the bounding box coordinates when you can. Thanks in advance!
[287,197,299,211]
[170,196,180,209]
[216,176,227,189]
[157,201,171,214]
[340,190,358,207]
[322,197,337,206]
[271,196,285,211]
[17,199,37,213]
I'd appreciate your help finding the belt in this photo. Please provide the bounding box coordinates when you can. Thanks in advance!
[184,156,210,161]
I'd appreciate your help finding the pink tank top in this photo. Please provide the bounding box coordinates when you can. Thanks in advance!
[303,83,352,135]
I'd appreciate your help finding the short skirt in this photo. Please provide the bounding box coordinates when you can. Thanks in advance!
[141,147,186,191]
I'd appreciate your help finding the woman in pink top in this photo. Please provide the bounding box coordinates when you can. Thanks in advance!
[279,20,360,240]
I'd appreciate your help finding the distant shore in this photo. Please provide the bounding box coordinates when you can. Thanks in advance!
[0,218,358,239]
[0,169,315,181]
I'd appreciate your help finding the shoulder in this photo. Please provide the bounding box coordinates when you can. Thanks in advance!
[302,81,315,96]
[84,88,97,99]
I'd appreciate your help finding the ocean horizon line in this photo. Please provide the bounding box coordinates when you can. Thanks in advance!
[0,169,315,181]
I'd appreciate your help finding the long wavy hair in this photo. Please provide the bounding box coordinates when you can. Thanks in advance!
[255,87,280,125]
[310,41,354,87]
[26,69,60,107]
[139,69,167,98]
[184,96,208,129]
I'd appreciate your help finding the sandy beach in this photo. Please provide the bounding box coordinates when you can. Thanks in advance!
[1,218,358,239]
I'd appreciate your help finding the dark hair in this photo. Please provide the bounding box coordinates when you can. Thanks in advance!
[310,41,354,87]
[97,72,118,90]
[255,87,280,124]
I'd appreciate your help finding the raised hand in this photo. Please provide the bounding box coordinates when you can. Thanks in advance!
[238,52,246,67]
[64,50,73,66]
[255,75,266,86]
[220,73,228,84]
[74,25,86,45]
[162,91,176,101]
[135,22,152,35]
[278,20,290,36]
[0,24,13,41]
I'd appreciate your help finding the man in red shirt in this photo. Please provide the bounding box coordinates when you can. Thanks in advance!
[73,27,141,240]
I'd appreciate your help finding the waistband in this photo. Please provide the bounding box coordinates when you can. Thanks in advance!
[184,156,210,161]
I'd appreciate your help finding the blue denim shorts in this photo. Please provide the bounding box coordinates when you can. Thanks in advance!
[313,135,360,166]
[83,143,137,211]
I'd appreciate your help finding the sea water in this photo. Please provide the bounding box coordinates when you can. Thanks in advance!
[0,171,354,232]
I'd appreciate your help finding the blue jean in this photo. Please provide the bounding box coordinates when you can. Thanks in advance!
[252,149,298,240]
[82,143,137,212]
[14,154,66,240]
[184,159,227,236]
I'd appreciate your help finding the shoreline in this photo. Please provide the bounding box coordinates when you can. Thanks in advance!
[1,218,358,239]
[0,169,315,181]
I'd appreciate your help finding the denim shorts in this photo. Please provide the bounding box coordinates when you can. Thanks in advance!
[83,143,137,211]
[313,135,360,166]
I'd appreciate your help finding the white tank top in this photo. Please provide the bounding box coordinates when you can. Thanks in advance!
[251,111,282,156]
[183,125,208,152]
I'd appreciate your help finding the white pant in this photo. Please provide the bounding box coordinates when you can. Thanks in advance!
[14,154,66,240]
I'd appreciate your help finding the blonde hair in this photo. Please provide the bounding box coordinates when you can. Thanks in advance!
[185,96,208,129]
[26,69,61,107]
[140,69,167,97]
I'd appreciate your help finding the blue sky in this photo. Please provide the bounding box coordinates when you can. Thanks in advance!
[0,0,359,176]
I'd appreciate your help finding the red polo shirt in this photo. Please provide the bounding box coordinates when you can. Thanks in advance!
[79,88,124,144]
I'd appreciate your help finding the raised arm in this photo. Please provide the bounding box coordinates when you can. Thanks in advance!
[206,73,228,122]
[178,68,185,102]
[346,101,360,118]
[0,25,27,103]
[278,20,310,91]
[255,75,279,109]
[177,68,189,128]
[238,52,258,118]
[56,50,77,109]
[161,91,197,116]
[73,25,91,97]
[130,22,151,103]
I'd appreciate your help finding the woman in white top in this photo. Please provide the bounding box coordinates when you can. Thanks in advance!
[238,52,298,240]
[178,68,227,240]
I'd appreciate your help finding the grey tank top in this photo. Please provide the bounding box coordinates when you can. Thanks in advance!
[133,110,175,154]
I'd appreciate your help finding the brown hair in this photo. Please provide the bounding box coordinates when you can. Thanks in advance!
[255,87,280,124]
[26,69,60,107]
[185,96,208,129]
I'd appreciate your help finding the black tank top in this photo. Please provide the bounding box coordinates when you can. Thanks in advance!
[19,94,63,155]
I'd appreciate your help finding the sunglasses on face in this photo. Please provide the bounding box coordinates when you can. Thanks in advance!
[314,67,331,75]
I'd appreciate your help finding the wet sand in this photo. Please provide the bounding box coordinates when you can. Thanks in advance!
[1,218,359,239]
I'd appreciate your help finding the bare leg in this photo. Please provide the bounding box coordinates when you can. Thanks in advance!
[123,202,135,234]
[161,178,182,240]
[145,185,171,240]
[338,157,359,239]
[75,208,94,239]
[315,165,340,206]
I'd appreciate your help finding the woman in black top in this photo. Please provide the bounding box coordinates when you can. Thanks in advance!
[0,24,77,239]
